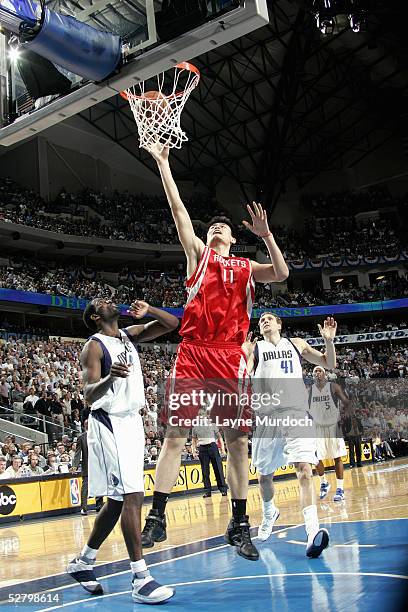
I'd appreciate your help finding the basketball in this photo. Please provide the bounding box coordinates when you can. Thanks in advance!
[142,91,169,122]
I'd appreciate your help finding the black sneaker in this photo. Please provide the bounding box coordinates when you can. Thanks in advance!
[203,492,212,498]
[141,509,167,548]
[224,515,259,561]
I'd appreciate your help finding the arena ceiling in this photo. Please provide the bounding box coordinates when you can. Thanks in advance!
[76,0,407,210]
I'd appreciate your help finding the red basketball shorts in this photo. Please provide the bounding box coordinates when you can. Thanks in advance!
[161,339,252,432]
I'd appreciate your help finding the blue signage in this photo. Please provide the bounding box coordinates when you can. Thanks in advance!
[0,289,407,319]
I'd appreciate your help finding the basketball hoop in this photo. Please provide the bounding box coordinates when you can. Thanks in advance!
[120,62,200,151]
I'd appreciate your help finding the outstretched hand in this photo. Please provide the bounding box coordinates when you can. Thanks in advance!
[143,141,170,164]
[317,317,337,342]
[242,202,271,238]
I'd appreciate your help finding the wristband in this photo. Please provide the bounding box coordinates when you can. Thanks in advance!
[259,232,272,239]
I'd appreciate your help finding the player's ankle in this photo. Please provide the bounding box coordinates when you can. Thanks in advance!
[152,491,169,517]
[262,499,277,516]
[80,544,98,563]
[130,559,150,579]
[231,499,247,521]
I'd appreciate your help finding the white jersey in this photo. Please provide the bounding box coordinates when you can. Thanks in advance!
[87,329,145,416]
[308,381,340,426]
[253,337,308,414]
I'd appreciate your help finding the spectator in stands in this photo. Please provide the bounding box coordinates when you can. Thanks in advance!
[61,392,72,425]
[182,443,196,461]
[58,453,72,473]
[24,387,40,409]
[1,442,17,464]
[18,442,32,464]
[2,435,16,447]
[11,382,25,417]
[68,441,76,461]
[149,446,158,463]
[375,434,396,460]
[71,409,82,434]
[55,442,66,461]
[21,453,44,476]
[43,453,59,474]
[61,434,71,447]
[0,455,7,478]
[71,391,84,417]
[146,402,158,433]
[33,444,47,468]
[3,455,24,478]
[49,393,64,428]
[35,391,50,420]
[0,377,10,406]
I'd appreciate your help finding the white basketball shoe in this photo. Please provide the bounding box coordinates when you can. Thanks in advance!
[258,507,280,542]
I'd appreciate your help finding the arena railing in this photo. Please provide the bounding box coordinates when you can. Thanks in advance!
[0,404,71,440]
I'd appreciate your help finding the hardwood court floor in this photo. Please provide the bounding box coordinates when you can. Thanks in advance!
[0,458,407,588]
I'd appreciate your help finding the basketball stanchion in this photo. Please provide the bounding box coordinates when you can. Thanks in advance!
[120,62,200,151]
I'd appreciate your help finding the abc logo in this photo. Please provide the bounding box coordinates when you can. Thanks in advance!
[363,444,371,458]
[0,486,17,515]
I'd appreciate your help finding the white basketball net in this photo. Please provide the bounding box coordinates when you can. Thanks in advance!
[122,62,200,152]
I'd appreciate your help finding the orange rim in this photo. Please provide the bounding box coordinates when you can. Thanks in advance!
[120,62,200,101]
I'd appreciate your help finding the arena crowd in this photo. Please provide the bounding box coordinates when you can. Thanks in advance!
[0,178,406,260]
[1,332,407,480]
[1,257,407,308]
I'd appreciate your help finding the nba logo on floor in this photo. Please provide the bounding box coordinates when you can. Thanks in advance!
[69,479,80,506]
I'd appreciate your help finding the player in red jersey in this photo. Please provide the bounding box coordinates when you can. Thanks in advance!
[141,144,289,561]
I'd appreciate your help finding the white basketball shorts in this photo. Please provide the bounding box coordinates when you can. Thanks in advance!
[315,423,347,460]
[252,416,318,476]
[88,408,145,500]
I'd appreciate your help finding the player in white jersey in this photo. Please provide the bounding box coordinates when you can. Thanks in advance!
[309,366,350,502]
[67,297,178,604]
[244,312,337,558]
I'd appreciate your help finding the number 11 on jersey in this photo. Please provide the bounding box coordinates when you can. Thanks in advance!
[223,269,234,284]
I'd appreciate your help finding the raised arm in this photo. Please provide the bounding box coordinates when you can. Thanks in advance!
[243,202,289,283]
[332,382,350,409]
[81,340,130,405]
[292,317,337,370]
[125,300,179,342]
[147,144,205,275]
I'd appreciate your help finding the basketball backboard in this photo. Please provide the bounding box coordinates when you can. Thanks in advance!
[46,0,158,56]
[0,0,269,146]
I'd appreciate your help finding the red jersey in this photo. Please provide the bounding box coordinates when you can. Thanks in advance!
[179,246,255,344]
